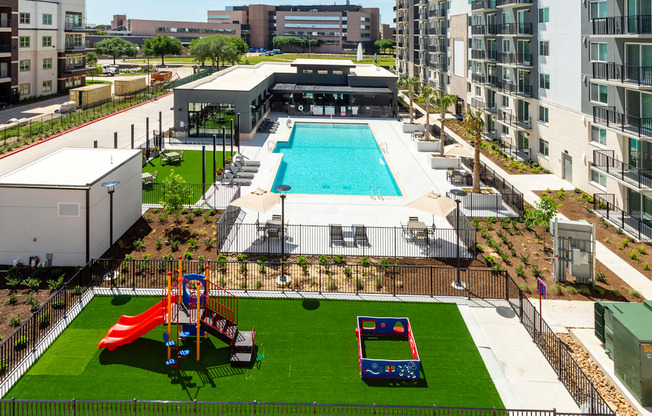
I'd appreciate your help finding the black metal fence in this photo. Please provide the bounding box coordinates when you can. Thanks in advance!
[461,158,526,217]
[0,400,611,416]
[593,193,652,241]
[142,182,240,209]
[0,267,92,385]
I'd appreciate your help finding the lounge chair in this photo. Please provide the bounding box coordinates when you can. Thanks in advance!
[353,224,368,246]
[232,160,258,172]
[329,224,344,247]
[224,172,251,186]
[235,156,261,167]
[228,167,255,179]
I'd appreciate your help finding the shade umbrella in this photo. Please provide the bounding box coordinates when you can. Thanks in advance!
[406,191,457,225]
[444,144,474,158]
[356,43,363,62]
[229,187,280,222]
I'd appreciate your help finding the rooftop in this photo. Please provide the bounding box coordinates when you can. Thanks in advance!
[0,148,140,188]
[291,59,356,68]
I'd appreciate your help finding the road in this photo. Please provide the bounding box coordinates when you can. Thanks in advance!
[0,94,175,176]
[0,95,69,124]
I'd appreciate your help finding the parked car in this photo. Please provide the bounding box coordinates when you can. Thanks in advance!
[101,65,119,76]
[259,51,272,56]
[272,49,283,54]
[56,101,78,114]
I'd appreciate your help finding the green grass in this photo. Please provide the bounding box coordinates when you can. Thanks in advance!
[85,80,112,85]
[143,150,235,183]
[363,337,414,360]
[127,53,396,67]
[6,297,503,407]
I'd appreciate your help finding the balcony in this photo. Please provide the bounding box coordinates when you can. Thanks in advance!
[0,18,10,30]
[429,8,446,18]
[470,98,485,109]
[471,24,497,35]
[0,67,9,82]
[472,73,498,86]
[471,49,497,61]
[428,44,446,54]
[497,52,532,66]
[497,23,533,36]
[65,43,93,51]
[592,15,652,36]
[593,193,652,242]
[0,44,10,56]
[498,111,531,130]
[593,150,652,190]
[431,61,447,71]
[471,0,497,11]
[415,0,428,6]
[397,2,408,10]
[65,24,87,32]
[497,0,533,7]
[593,106,652,139]
[429,26,446,36]
[496,81,532,96]
[592,62,652,88]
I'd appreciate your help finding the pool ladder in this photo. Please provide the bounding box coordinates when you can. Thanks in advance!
[267,140,277,151]
[370,185,381,199]
[379,142,388,153]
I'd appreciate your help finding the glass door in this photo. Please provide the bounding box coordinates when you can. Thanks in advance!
[517,10,530,34]
[517,40,531,65]
[517,69,529,94]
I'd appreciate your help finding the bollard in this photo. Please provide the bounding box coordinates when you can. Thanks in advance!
[114,132,118,149]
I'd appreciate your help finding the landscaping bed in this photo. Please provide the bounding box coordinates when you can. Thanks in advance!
[446,119,550,175]
[535,189,652,276]
[471,216,641,302]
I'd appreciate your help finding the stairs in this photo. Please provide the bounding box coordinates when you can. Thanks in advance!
[230,330,255,367]
[199,309,255,367]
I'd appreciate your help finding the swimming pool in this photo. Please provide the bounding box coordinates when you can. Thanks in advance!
[271,123,402,196]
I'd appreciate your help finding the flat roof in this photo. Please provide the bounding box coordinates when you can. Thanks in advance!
[0,148,140,188]
[70,83,112,92]
[271,84,392,94]
[291,59,356,68]
[177,61,396,93]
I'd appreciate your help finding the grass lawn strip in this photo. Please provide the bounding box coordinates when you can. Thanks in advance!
[6,297,503,408]
[143,150,235,184]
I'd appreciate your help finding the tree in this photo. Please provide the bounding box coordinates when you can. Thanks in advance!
[416,83,435,141]
[432,91,458,156]
[160,170,192,213]
[374,39,395,54]
[397,75,420,124]
[223,42,241,66]
[463,108,485,194]
[228,37,248,56]
[143,34,184,66]
[86,51,98,67]
[94,37,138,65]
[525,195,560,249]
[272,36,320,52]
[189,37,212,66]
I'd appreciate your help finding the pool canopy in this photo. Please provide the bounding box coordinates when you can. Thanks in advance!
[271,84,393,95]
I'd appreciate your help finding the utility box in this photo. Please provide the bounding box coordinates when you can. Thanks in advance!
[114,77,147,96]
[594,301,652,406]
[550,218,596,284]
[69,84,112,109]
[150,71,173,85]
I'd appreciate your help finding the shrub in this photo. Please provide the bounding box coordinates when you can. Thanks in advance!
[29,301,41,313]
[47,276,65,290]
[574,187,582,194]
[595,286,606,295]
[193,208,203,216]
[531,265,543,278]
[236,254,247,275]
[319,254,329,267]
[628,288,641,298]
[629,250,640,261]
[519,284,531,294]
[518,254,530,265]
[0,359,6,373]
[643,262,650,271]
[326,279,338,291]
[14,336,28,350]
[257,256,267,274]
[132,238,145,251]
[39,312,50,328]
[187,238,199,251]
[484,255,496,267]
[343,267,352,278]
[5,277,21,290]
[355,278,364,290]
[169,237,180,251]
[557,189,566,200]
[23,277,41,292]
[551,284,563,296]
[374,276,383,290]
[202,212,212,223]
[476,244,484,253]
[577,285,591,296]
[395,281,404,289]
[360,257,370,266]
[217,253,228,273]
[596,271,606,283]
[182,250,192,260]
[490,261,505,274]
[637,246,647,255]
[297,256,309,273]
[6,294,19,305]
[612,289,621,297]
[9,316,20,327]
[565,286,578,295]
[515,265,525,278]
[52,300,66,309]
[616,228,624,235]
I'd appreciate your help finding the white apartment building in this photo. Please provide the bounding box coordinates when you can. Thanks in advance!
[396,0,652,241]
[17,0,92,99]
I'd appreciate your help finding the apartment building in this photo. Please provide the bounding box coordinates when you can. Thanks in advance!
[18,0,93,99]
[395,0,652,240]
[0,0,18,104]
[208,4,380,53]
[381,23,396,40]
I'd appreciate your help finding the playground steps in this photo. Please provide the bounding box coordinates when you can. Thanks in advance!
[200,309,237,345]
[230,330,255,367]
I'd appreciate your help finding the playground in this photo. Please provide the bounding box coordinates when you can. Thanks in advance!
[4,289,503,407]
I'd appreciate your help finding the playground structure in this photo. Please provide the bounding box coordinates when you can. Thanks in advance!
[98,258,255,368]
[355,316,421,380]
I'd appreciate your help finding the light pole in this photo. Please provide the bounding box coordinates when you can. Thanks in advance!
[275,184,291,285]
[101,180,120,258]
[449,188,467,290]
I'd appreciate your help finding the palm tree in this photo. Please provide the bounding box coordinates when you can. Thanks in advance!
[397,75,421,124]
[463,108,486,194]
[432,91,458,156]
[416,83,435,141]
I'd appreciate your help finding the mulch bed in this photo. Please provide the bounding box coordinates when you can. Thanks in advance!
[534,189,652,277]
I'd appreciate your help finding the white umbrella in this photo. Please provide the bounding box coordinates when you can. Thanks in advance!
[444,144,474,158]
[406,192,457,225]
[356,43,363,62]
[229,188,280,222]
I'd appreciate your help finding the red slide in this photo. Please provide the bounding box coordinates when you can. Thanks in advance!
[98,300,165,351]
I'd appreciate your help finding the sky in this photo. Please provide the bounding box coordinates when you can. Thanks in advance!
[86,0,396,26]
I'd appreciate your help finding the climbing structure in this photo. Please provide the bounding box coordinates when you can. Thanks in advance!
[99,262,256,369]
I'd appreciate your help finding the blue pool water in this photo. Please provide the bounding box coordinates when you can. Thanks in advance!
[271,123,402,196]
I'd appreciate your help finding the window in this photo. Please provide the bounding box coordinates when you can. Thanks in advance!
[540,74,550,89]
[467,82,471,93]
[539,106,549,123]
[590,1,607,19]
[19,37,30,48]
[42,36,52,47]
[538,8,550,23]
[19,13,30,24]
[502,96,509,107]
[302,69,313,74]
[43,57,52,69]
[43,14,52,25]
[502,125,509,135]
[503,67,511,82]
[591,126,607,145]
[539,41,549,56]
[19,60,30,72]
[538,138,549,157]
[590,83,608,104]
[42,80,52,92]
[475,86,481,96]
[590,42,607,62]
[591,170,607,187]
[18,83,30,96]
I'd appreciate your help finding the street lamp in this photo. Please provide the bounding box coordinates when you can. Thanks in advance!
[275,184,291,286]
[449,188,467,290]
[101,180,120,258]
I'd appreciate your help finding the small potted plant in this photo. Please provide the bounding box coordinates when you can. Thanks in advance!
[216,167,225,181]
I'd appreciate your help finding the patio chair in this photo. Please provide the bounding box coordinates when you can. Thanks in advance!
[152,170,158,181]
[160,153,170,165]
[415,228,429,245]
[272,214,282,222]
[179,150,185,161]
[409,216,419,222]
[267,228,281,239]
[353,224,368,246]
[329,224,344,247]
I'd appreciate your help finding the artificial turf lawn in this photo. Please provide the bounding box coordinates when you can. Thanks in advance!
[6,297,504,407]
[363,337,415,360]
[142,150,235,184]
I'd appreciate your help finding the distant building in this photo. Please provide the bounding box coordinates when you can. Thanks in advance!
[381,24,395,40]
[0,0,18,104]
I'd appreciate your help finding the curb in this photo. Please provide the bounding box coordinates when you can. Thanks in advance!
[0,92,173,161]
